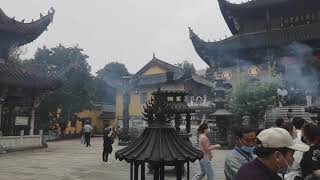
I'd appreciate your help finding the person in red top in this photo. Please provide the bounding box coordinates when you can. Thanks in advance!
[192,123,221,180]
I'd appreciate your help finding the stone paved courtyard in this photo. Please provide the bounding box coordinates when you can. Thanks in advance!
[0,137,228,180]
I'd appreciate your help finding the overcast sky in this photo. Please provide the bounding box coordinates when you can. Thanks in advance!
[2,0,242,74]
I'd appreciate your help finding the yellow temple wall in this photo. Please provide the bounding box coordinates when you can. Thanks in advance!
[142,66,167,75]
[64,110,105,134]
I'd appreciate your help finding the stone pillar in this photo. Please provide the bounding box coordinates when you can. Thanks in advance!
[30,108,35,135]
[39,130,43,145]
[20,130,24,145]
[20,130,24,137]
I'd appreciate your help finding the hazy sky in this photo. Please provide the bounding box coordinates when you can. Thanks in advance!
[2,0,243,74]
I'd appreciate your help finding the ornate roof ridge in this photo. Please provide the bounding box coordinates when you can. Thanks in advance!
[0,7,55,33]
[190,22,320,67]
[217,0,288,9]
[0,8,55,59]
[191,22,320,48]
[135,55,184,75]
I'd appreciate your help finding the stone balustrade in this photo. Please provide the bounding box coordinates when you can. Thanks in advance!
[0,130,45,153]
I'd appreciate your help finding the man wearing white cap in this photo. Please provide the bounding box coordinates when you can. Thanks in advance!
[236,128,309,180]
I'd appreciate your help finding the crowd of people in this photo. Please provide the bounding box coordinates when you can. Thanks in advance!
[277,86,314,107]
[81,115,320,180]
[193,117,320,180]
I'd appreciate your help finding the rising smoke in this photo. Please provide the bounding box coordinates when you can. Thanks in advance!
[280,42,320,92]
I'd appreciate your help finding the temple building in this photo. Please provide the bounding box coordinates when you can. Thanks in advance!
[115,55,215,129]
[190,0,320,88]
[0,8,56,136]
[189,0,320,144]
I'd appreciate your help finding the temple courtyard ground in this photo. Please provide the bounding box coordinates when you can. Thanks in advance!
[0,137,228,180]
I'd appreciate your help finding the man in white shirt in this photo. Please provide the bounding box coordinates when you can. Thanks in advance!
[285,117,307,180]
[83,121,93,147]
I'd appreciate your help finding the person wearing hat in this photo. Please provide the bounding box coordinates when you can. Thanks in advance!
[235,128,309,180]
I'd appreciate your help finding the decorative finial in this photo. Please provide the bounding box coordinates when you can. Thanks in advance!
[40,13,43,18]
[188,27,195,39]
[50,7,55,14]
[153,52,156,59]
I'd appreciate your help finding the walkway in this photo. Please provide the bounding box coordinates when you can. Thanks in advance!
[0,137,227,180]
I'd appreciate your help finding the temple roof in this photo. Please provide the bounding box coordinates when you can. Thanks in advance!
[135,73,183,86]
[0,8,54,59]
[217,0,288,10]
[189,22,320,67]
[0,8,54,35]
[136,55,184,76]
[135,57,214,88]
[0,62,61,89]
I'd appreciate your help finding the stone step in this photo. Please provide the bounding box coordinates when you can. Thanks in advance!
[266,106,317,124]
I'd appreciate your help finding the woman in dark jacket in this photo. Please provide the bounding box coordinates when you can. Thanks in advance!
[102,127,113,163]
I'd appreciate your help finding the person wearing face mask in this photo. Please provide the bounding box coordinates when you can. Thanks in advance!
[300,124,320,179]
[224,126,256,180]
[235,128,309,180]
[192,123,221,180]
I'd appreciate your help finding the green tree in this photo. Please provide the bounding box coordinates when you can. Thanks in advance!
[24,44,95,134]
[227,79,280,126]
[95,62,129,104]
[175,60,196,74]
[96,62,129,80]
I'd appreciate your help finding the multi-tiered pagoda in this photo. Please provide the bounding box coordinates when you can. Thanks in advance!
[210,70,233,146]
[190,0,320,86]
[0,8,56,136]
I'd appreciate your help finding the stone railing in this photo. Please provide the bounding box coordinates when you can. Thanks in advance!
[0,130,45,153]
